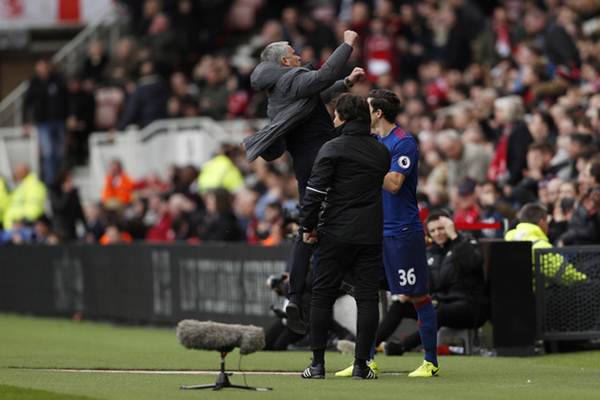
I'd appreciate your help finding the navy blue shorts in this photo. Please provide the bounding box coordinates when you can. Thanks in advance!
[383,230,429,296]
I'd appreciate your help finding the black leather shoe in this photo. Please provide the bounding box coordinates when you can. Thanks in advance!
[351,364,377,380]
[286,302,308,334]
[301,363,325,379]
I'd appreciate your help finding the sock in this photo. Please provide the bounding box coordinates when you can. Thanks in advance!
[368,341,376,361]
[413,296,438,367]
[312,349,325,366]
[354,357,367,369]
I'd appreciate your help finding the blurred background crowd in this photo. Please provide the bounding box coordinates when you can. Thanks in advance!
[1,0,600,246]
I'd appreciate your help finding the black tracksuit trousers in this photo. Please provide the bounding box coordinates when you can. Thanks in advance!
[310,234,381,361]
[287,148,320,304]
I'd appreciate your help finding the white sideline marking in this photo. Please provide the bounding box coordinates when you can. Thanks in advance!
[26,368,405,376]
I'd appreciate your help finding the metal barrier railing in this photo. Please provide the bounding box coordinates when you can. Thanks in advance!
[87,117,268,202]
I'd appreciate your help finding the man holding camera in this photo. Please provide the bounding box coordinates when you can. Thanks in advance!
[298,94,390,379]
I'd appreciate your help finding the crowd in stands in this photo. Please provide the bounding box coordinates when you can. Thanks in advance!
[2,0,600,246]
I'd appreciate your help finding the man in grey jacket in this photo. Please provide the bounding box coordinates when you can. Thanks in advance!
[247,30,364,333]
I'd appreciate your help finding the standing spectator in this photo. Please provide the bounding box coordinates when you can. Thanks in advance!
[524,6,581,77]
[117,61,168,130]
[23,59,68,186]
[488,95,533,187]
[81,40,108,82]
[66,77,96,166]
[196,58,230,119]
[106,37,138,80]
[49,170,86,241]
[101,159,134,209]
[3,164,47,229]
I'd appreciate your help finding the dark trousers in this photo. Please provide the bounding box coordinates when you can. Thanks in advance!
[310,234,381,360]
[287,147,320,304]
[287,235,314,304]
[400,300,488,350]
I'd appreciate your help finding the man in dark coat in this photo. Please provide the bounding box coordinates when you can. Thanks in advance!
[23,59,69,186]
[298,93,390,380]
[117,61,168,130]
[247,30,365,333]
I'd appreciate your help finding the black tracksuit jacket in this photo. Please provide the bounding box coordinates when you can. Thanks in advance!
[299,120,390,244]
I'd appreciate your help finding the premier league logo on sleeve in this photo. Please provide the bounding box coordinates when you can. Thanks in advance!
[398,156,411,169]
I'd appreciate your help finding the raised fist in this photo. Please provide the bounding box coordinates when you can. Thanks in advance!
[344,30,359,47]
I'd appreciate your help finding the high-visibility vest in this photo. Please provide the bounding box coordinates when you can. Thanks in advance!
[3,173,47,229]
[505,222,587,285]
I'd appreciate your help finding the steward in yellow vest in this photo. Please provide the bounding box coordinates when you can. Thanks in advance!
[3,165,47,229]
[505,203,587,285]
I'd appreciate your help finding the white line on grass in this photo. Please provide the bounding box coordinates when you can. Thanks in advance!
[21,368,406,376]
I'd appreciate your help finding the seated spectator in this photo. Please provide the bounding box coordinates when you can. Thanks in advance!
[477,180,504,239]
[257,202,285,246]
[375,211,489,355]
[32,215,58,244]
[100,224,133,245]
[197,145,244,194]
[3,164,47,230]
[101,159,135,209]
[453,179,481,228]
[50,170,86,241]
[233,188,260,244]
[0,220,35,245]
[505,203,586,285]
[436,129,490,191]
[198,189,243,242]
[84,203,106,242]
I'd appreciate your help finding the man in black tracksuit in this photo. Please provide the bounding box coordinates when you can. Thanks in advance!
[298,94,390,380]
[248,31,365,333]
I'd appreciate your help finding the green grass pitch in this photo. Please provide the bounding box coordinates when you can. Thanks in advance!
[0,313,599,400]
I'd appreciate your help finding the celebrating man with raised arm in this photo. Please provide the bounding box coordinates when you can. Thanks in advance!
[246,30,365,334]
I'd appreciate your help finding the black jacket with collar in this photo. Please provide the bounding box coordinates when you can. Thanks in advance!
[299,120,390,244]
[427,233,487,304]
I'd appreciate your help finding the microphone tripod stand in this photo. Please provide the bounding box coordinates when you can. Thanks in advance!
[180,349,272,391]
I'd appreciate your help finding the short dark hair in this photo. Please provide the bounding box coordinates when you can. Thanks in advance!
[528,142,554,154]
[518,203,548,225]
[334,93,370,124]
[367,89,401,122]
[425,209,452,225]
